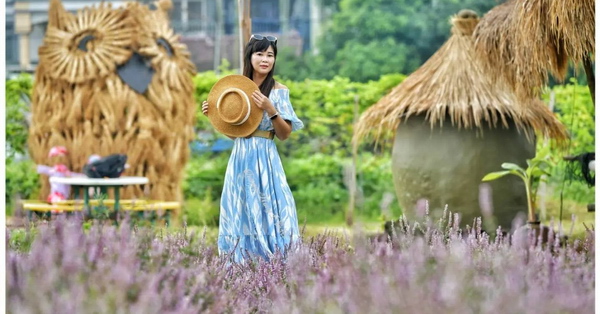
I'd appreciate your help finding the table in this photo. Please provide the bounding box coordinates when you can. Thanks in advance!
[49,176,149,217]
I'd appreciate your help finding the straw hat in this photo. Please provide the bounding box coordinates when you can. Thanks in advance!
[207,75,263,137]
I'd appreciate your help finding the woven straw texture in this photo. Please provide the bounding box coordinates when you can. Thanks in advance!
[29,0,197,211]
[207,75,263,137]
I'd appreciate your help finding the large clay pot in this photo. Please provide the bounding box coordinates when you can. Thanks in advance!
[391,115,535,231]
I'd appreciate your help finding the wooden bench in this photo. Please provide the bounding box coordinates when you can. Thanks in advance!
[20,199,180,224]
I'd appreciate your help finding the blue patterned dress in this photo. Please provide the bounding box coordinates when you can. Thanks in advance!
[217,88,304,263]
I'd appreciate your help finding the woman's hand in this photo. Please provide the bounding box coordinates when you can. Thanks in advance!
[202,100,209,116]
[252,90,276,115]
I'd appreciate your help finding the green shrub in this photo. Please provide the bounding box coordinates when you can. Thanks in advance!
[192,70,230,132]
[182,196,220,227]
[182,152,402,225]
[189,72,406,159]
[6,72,592,225]
[277,74,406,158]
[284,153,402,224]
[8,228,38,253]
[181,154,228,226]
[5,159,40,215]
[182,154,229,202]
[5,73,33,161]
[356,153,403,220]
[541,80,595,204]
[284,154,346,222]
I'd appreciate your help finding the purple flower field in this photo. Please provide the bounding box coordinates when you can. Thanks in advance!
[6,214,595,314]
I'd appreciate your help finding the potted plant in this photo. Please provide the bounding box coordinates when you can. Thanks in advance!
[482,150,566,244]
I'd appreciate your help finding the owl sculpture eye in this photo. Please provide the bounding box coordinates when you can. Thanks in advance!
[156,37,174,57]
[131,3,195,91]
[38,4,135,83]
[76,34,96,52]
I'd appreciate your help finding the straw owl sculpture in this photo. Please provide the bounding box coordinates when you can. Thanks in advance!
[28,0,197,204]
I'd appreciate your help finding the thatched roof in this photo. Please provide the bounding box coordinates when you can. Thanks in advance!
[548,0,595,63]
[473,0,594,100]
[353,10,568,147]
[470,1,521,91]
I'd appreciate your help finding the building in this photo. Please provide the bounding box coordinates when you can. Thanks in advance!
[5,0,326,76]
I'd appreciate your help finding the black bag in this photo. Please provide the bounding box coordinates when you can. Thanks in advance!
[84,154,128,178]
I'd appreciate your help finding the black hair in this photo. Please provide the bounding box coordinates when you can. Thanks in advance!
[243,38,278,97]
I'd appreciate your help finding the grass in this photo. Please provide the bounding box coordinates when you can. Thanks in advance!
[177,195,594,245]
[539,197,595,238]
[7,186,593,242]
[181,218,386,249]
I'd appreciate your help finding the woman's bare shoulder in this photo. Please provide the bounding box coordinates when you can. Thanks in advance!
[274,82,289,90]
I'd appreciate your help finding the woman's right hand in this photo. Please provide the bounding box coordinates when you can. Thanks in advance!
[202,101,209,116]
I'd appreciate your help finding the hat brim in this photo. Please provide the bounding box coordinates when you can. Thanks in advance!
[207,75,264,137]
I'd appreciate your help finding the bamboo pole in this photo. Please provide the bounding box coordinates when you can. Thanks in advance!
[238,0,251,73]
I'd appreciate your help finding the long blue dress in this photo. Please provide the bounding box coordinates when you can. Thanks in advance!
[217,88,304,263]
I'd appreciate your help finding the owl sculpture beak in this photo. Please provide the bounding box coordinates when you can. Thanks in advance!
[116,52,155,94]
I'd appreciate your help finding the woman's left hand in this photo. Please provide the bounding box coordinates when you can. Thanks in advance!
[252,90,275,113]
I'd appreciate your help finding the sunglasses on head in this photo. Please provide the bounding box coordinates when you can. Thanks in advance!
[250,34,277,45]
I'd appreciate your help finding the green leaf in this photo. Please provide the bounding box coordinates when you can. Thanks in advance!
[530,168,551,178]
[529,168,542,177]
[500,163,524,172]
[482,171,512,181]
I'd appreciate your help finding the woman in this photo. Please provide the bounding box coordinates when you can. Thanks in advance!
[202,34,304,263]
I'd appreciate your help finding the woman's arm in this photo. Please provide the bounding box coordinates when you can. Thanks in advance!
[269,112,292,141]
[252,83,293,141]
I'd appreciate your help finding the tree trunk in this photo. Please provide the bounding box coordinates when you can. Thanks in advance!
[309,0,322,55]
[214,0,223,73]
[238,0,251,73]
[279,0,290,33]
[583,56,595,106]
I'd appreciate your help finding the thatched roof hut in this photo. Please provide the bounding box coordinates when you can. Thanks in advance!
[353,9,567,147]
[473,0,595,101]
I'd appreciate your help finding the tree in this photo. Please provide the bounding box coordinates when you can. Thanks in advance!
[288,0,497,82]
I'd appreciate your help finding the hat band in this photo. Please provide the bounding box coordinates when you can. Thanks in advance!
[216,87,252,126]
